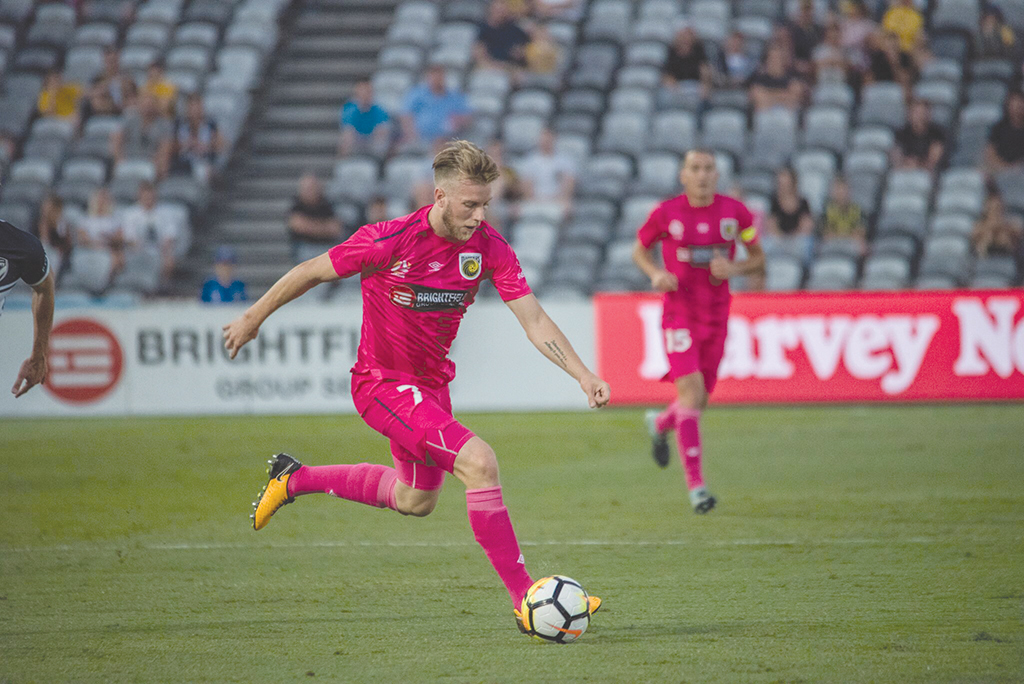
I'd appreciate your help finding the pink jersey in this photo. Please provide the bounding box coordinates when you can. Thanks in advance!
[329,205,530,389]
[638,194,758,336]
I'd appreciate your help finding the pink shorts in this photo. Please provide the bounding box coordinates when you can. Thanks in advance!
[352,373,475,491]
[662,324,727,394]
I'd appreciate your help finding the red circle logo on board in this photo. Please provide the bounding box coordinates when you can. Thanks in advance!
[44,318,124,404]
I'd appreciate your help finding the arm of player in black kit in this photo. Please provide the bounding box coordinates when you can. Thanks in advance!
[222,252,340,360]
[504,293,611,409]
[12,270,55,398]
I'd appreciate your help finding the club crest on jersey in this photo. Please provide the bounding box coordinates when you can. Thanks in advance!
[0,257,8,281]
[668,219,684,239]
[459,252,482,280]
[720,218,739,240]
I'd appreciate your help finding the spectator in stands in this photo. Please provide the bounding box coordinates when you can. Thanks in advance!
[881,0,924,55]
[893,99,946,171]
[201,246,247,304]
[99,46,133,113]
[517,128,575,211]
[984,90,1024,174]
[79,75,119,122]
[111,92,174,179]
[524,22,561,78]
[972,190,1024,258]
[483,140,522,229]
[121,181,181,289]
[399,65,472,151]
[864,30,916,93]
[474,0,530,72]
[37,69,82,122]
[839,0,876,74]
[718,31,756,88]
[749,43,804,112]
[813,20,850,83]
[143,62,177,116]
[364,195,390,226]
[172,93,224,183]
[338,80,391,158]
[288,173,344,264]
[74,187,124,281]
[36,193,72,282]
[788,0,823,79]
[821,175,867,255]
[977,6,1017,60]
[764,167,815,265]
[662,27,712,101]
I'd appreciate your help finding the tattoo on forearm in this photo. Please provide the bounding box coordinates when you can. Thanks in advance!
[544,340,569,368]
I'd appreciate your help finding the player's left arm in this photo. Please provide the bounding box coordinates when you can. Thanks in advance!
[710,240,765,280]
[12,269,55,398]
[505,293,610,409]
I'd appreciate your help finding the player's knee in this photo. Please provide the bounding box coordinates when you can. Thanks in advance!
[395,487,439,517]
[455,439,499,488]
[402,497,437,517]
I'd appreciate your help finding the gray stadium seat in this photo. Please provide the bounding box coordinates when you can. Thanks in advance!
[74,22,119,48]
[125,22,172,50]
[858,83,906,129]
[509,89,556,118]
[806,256,858,291]
[802,106,849,154]
[862,254,911,288]
[702,108,747,158]
[930,212,974,237]
[766,255,804,291]
[650,110,697,155]
[512,221,559,268]
[597,111,649,157]
[331,157,380,204]
[634,153,680,195]
[503,114,546,155]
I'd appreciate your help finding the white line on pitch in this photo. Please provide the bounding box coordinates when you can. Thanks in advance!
[2,537,939,554]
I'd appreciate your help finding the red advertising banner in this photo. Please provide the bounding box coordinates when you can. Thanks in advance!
[595,291,1024,404]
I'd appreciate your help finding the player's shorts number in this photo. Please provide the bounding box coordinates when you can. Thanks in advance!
[664,328,693,354]
[397,384,423,406]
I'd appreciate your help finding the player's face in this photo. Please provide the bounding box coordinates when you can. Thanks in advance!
[680,152,718,201]
[436,180,491,242]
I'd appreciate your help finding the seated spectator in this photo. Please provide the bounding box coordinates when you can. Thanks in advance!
[36,193,73,281]
[881,0,924,55]
[985,91,1024,175]
[787,0,823,78]
[111,92,174,179]
[288,173,344,263]
[399,66,472,151]
[201,246,247,304]
[524,23,561,77]
[839,0,877,73]
[718,32,756,87]
[865,30,916,92]
[121,181,181,288]
[79,76,120,122]
[893,99,945,171]
[516,128,575,210]
[37,70,82,122]
[661,27,713,100]
[977,6,1017,60]
[749,44,804,111]
[143,62,177,116]
[99,46,134,113]
[474,0,530,71]
[763,167,815,264]
[338,80,390,158]
[821,176,867,255]
[172,93,224,183]
[74,187,125,282]
[813,21,850,82]
[972,191,1023,258]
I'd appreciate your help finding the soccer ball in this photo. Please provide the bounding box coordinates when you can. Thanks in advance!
[520,575,591,643]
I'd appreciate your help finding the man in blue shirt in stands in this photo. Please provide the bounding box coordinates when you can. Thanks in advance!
[399,65,472,152]
[338,80,391,158]
[200,246,247,304]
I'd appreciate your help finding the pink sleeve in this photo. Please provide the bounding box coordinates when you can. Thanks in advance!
[328,224,394,278]
[637,204,666,248]
[490,240,532,301]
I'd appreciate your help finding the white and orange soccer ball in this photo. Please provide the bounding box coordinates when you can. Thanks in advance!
[520,575,591,643]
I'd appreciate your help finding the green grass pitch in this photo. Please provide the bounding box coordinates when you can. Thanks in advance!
[1,405,1022,683]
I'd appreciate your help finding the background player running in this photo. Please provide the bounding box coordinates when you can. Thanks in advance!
[632,149,765,514]
[223,140,609,633]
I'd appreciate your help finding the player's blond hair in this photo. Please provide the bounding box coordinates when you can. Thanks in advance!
[432,140,500,187]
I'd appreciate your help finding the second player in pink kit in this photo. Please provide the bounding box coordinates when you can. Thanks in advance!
[633,149,765,513]
[224,141,609,635]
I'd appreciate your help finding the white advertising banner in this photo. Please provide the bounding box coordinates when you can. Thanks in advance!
[0,300,596,417]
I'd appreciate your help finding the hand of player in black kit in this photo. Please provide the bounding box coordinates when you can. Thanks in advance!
[12,354,47,398]
[579,371,611,409]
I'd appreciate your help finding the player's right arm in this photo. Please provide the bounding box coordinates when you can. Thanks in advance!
[632,204,678,292]
[222,253,338,359]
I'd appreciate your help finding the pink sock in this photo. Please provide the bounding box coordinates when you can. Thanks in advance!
[287,464,398,510]
[655,400,680,433]
[466,486,534,607]
[676,408,705,490]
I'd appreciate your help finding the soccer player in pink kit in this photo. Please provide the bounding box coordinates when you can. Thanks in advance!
[632,149,765,514]
[223,140,609,634]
